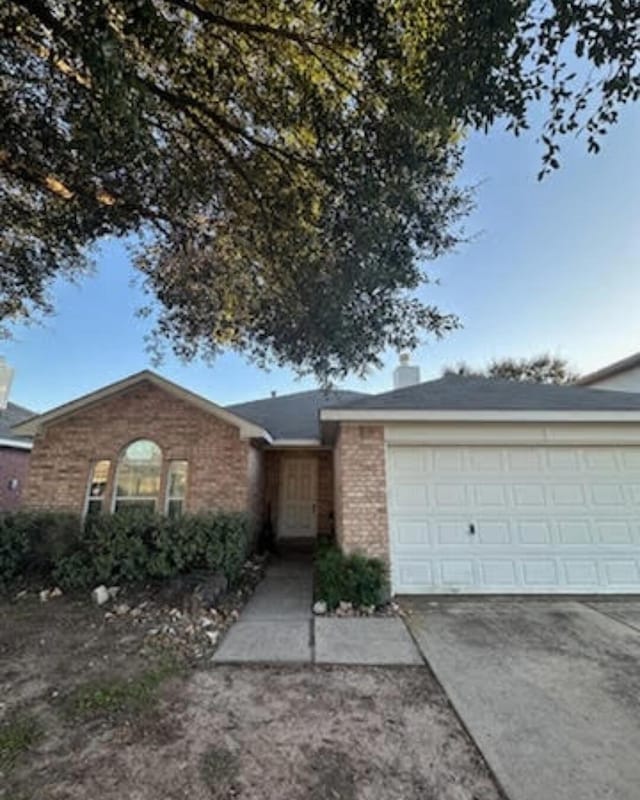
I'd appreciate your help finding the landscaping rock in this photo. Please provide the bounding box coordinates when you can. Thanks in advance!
[107,586,120,600]
[114,603,131,616]
[50,587,63,598]
[39,589,50,602]
[92,585,110,606]
[338,601,353,613]
[313,600,328,615]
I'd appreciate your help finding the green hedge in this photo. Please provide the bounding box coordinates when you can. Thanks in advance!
[315,542,388,610]
[0,509,250,592]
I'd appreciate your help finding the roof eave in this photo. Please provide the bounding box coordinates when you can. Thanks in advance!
[320,409,640,423]
[577,353,640,386]
[0,437,32,450]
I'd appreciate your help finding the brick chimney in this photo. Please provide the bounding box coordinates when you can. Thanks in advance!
[0,357,15,410]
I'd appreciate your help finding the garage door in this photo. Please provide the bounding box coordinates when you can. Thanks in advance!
[388,445,640,593]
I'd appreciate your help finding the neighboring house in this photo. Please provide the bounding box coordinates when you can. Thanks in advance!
[0,405,33,511]
[0,358,33,512]
[578,352,640,392]
[13,360,640,595]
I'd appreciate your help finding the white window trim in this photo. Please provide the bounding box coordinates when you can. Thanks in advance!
[84,459,111,517]
[164,460,188,515]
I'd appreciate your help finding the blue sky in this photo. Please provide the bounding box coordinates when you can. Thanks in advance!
[4,105,639,413]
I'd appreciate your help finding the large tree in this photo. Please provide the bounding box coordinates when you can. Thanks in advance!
[444,354,579,384]
[1,1,638,379]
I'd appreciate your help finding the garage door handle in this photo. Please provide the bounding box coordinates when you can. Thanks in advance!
[468,523,476,535]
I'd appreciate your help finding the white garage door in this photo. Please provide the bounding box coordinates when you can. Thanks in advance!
[388,445,640,594]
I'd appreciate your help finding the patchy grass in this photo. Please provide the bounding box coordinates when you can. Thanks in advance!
[63,657,181,721]
[200,745,240,797]
[0,714,41,773]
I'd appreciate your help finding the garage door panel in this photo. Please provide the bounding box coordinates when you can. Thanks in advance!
[604,561,640,586]
[388,444,640,594]
[440,560,475,585]
[479,560,518,586]
[564,560,600,586]
[512,484,547,507]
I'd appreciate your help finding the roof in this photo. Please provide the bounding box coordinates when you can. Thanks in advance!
[12,371,268,441]
[0,401,35,449]
[227,389,368,440]
[577,352,640,386]
[320,374,640,421]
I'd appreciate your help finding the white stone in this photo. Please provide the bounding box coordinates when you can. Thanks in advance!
[205,630,220,645]
[50,587,63,598]
[107,586,120,600]
[39,589,50,602]
[338,601,353,613]
[114,603,130,616]
[92,585,110,606]
[313,600,328,615]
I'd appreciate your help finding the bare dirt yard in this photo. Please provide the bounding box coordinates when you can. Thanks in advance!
[1,589,503,800]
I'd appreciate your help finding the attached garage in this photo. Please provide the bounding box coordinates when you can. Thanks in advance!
[387,441,640,594]
[322,374,640,596]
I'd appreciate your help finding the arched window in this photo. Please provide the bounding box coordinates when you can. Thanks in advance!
[114,439,162,512]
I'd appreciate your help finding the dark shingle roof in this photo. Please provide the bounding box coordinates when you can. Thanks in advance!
[0,402,35,443]
[332,375,640,412]
[227,389,368,439]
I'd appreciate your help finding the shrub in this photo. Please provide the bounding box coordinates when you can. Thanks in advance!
[1,508,251,593]
[0,511,82,588]
[315,545,388,610]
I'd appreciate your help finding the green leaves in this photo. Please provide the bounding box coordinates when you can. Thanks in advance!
[1,1,637,378]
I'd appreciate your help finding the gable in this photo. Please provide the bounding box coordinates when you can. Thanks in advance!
[12,371,268,440]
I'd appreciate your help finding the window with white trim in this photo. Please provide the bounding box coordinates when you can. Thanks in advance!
[114,439,162,512]
[85,460,111,516]
[165,460,188,518]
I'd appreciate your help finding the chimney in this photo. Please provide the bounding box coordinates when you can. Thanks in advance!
[393,353,420,389]
[0,357,14,411]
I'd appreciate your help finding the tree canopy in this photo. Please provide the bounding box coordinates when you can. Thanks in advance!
[444,354,579,384]
[1,1,638,379]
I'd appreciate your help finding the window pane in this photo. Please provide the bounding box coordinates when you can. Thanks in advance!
[167,499,183,519]
[89,460,110,499]
[86,499,104,517]
[167,461,188,499]
[116,440,162,500]
[114,499,156,513]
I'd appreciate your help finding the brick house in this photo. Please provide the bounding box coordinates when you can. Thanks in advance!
[13,362,640,595]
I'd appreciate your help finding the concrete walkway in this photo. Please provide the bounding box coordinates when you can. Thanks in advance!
[213,556,313,663]
[213,556,420,665]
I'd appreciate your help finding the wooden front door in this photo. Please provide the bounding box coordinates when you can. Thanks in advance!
[279,457,318,538]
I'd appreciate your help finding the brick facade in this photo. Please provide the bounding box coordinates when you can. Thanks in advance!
[263,449,334,536]
[22,381,393,560]
[333,424,389,561]
[0,446,30,511]
[24,381,256,517]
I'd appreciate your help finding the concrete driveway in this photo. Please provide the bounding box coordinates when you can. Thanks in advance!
[404,598,640,800]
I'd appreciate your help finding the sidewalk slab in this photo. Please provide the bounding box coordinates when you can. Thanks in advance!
[241,578,313,620]
[212,620,312,663]
[314,617,422,665]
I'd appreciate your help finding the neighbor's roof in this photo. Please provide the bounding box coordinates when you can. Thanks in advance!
[227,389,368,441]
[0,401,35,448]
[12,371,268,440]
[320,374,640,421]
[577,352,640,386]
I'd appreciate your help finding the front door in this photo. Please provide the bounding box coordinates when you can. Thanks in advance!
[279,457,318,538]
